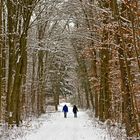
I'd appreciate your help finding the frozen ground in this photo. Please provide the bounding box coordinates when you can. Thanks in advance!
[1,103,114,140]
[14,102,111,140]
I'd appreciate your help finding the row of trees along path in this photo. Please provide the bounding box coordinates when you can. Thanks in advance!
[0,0,140,139]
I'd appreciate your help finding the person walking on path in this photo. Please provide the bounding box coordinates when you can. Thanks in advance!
[62,104,68,118]
[73,105,78,118]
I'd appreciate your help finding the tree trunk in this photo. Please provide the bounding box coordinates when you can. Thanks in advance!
[31,51,37,115]
[37,50,45,115]
[6,0,16,124]
[99,28,111,121]
[0,0,2,121]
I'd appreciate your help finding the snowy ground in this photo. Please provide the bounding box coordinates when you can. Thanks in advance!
[1,103,114,140]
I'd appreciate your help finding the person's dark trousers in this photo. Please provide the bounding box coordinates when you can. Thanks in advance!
[74,113,77,118]
[64,112,67,118]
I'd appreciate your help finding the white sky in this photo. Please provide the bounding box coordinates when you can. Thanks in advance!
[15,103,111,140]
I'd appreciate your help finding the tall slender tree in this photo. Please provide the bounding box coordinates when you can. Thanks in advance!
[0,0,3,121]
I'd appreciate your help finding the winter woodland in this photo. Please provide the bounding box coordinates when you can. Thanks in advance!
[0,0,140,139]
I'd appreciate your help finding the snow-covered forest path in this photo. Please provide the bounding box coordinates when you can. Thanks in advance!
[16,103,110,140]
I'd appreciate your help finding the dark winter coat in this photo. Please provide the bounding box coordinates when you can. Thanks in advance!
[73,105,78,114]
[63,105,68,113]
